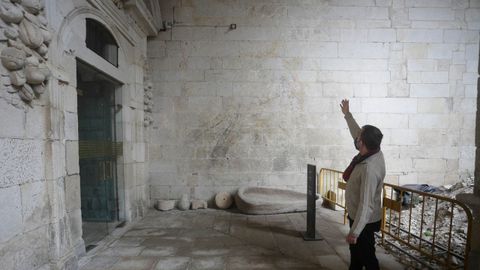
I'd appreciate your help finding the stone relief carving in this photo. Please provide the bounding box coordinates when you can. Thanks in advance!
[144,81,153,127]
[112,0,125,9]
[142,55,153,127]
[0,0,52,103]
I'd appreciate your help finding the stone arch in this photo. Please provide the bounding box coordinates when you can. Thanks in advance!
[51,6,133,84]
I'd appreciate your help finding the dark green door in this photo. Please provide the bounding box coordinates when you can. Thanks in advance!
[78,78,118,222]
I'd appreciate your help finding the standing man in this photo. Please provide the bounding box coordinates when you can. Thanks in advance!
[340,99,385,270]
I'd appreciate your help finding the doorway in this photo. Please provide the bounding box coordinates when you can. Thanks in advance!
[76,59,124,249]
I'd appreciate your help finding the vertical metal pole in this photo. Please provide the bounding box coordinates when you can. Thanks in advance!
[303,164,323,241]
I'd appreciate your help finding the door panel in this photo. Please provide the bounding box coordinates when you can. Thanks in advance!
[78,85,118,222]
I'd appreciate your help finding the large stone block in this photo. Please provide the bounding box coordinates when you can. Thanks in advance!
[417,98,450,113]
[320,59,388,71]
[0,98,25,138]
[339,29,368,42]
[367,114,409,128]
[149,171,181,186]
[326,7,389,20]
[416,129,448,147]
[317,71,390,83]
[362,98,417,113]
[459,158,474,172]
[463,72,478,84]
[25,105,48,139]
[390,129,419,145]
[187,97,222,112]
[0,139,45,188]
[63,85,78,114]
[460,146,475,159]
[444,30,479,43]
[48,216,75,260]
[306,128,351,146]
[427,44,456,59]
[153,69,205,82]
[0,185,22,243]
[65,175,80,212]
[284,42,337,58]
[134,142,146,163]
[407,59,436,71]
[0,226,49,270]
[407,71,449,83]
[388,158,414,172]
[405,0,452,7]
[323,83,354,97]
[46,141,66,180]
[414,158,447,172]
[397,29,443,43]
[367,29,396,42]
[149,185,171,200]
[409,8,455,21]
[304,98,334,112]
[466,8,480,21]
[21,181,50,231]
[409,114,449,128]
[404,44,428,58]
[410,84,450,97]
[64,112,78,141]
[65,140,79,175]
[147,40,166,57]
[221,26,284,41]
[338,42,389,59]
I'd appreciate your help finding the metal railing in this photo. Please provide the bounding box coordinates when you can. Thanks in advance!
[318,168,347,224]
[382,183,472,269]
[317,168,473,269]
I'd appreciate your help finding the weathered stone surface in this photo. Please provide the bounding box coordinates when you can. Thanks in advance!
[21,181,50,231]
[0,185,22,243]
[235,186,321,215]
[0,1,23,24]
[0,98,25,138]
[191,199,208,210]
[155,199,175,211]
[0,138,44,188]
[215,191,233,209]
[9,69,26,86]
[18,16,44,49]
[65,175,80,212]
[18,83,35,102]
[178,194,190,210]
[0,47,26,70]
[0,226,49,270]
[148,1,478,206]
[65,140,79,175]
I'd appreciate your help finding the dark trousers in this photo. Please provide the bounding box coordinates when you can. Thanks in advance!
[348,216,381,270]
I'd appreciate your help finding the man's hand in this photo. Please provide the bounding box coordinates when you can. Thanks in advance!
[346,233,357,244]
[340,99,350,115]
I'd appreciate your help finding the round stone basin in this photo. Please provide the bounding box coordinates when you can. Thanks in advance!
[235,186,321,215]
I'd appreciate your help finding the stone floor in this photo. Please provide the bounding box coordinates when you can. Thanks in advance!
[78,207,406,270]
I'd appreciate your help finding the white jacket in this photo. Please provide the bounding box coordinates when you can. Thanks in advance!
[344,112,385,237]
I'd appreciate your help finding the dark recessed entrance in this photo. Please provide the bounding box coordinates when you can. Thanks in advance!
[76,59,123,248]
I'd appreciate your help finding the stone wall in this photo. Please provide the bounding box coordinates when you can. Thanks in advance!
[148,0,480,203]
[0,0,153,269]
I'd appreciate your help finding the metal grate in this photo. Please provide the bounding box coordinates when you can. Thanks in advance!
[79,140,123,159]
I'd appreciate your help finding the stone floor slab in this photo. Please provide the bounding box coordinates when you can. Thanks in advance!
[79,208,406,270]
